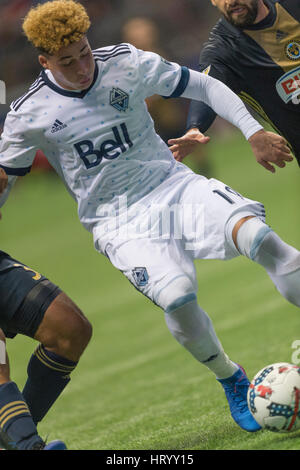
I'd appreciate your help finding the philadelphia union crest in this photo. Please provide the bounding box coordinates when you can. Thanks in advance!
[285,40,300,61]
[110,87,129,112]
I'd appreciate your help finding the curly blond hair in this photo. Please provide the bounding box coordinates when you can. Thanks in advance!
[22,0,91,54]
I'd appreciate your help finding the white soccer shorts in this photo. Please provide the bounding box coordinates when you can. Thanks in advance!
[94,165,266,309]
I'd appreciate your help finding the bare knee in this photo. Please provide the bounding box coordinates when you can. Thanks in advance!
[34,293,92,362]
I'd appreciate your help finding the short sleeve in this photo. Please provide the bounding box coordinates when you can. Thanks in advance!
[0,110,38,175]
[134,46,190,99]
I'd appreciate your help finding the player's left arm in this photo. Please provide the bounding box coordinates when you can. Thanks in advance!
[172,69,293,172]
[135,48,293,172]
[0,110,38,206]
[170,60,240,162]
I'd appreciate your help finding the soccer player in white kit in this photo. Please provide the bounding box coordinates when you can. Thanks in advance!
[1,0,299,433]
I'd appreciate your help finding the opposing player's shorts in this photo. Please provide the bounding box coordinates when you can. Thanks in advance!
[93,165,266,310]
[0,251,61,338]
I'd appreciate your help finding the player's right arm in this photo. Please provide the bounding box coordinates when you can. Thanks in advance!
[0,167,8,220]
[0,168,8,195]
[0,110,38,207]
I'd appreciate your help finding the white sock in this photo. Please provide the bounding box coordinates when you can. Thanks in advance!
[254,231,300,307]
[235,218,300,307]
[164,298,238,379]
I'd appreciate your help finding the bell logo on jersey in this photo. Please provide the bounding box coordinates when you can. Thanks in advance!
[74,122,133,169]
[276,66,300,104]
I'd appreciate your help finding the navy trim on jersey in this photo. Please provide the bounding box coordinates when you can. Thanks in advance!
[93,44,131,62]
[164,66,190,99]
[12,80,46,112]
[41,61,99,99]
[0,164,31,176]
[12,77,44,110]
[93,43,129,54]
[93,50,130,62]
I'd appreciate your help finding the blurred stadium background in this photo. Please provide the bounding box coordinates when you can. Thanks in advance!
[1,0,300,450]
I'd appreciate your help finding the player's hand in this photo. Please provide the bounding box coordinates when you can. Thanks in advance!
[168,128,210,162]
[0,167,8,194]
[248,130,293,173]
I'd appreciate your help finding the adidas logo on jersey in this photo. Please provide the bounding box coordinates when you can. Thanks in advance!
[51,119,67,133]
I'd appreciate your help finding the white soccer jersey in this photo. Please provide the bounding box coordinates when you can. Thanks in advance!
[0,44,191,233]
[0,43,262,250]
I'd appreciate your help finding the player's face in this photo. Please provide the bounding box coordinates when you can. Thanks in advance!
[211,0,259,27]
[39,37,95,91]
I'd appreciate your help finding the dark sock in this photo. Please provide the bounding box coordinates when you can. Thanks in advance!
[0,381,43,449]
[22,344,77,425]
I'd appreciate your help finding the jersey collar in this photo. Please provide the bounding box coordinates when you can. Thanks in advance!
[41,61,99,98]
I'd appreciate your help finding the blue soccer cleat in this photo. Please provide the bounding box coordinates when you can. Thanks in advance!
[43,440,67,450]
[217,364,261,432]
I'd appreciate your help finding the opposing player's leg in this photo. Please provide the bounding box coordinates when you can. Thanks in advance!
[226,215,300,307]
[0,252,92,448]
[22,290,92,425]
[0,329,66,450]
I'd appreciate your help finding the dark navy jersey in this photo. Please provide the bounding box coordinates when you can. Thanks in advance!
[0,250,46,318]
[187,0,300,165]
[0,250,61,338]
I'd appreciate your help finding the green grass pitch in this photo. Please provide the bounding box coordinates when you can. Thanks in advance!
[1,130,299,450]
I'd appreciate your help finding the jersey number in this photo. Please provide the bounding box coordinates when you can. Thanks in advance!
[213,186,244,204]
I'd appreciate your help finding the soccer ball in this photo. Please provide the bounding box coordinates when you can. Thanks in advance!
[247,362,300,433]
